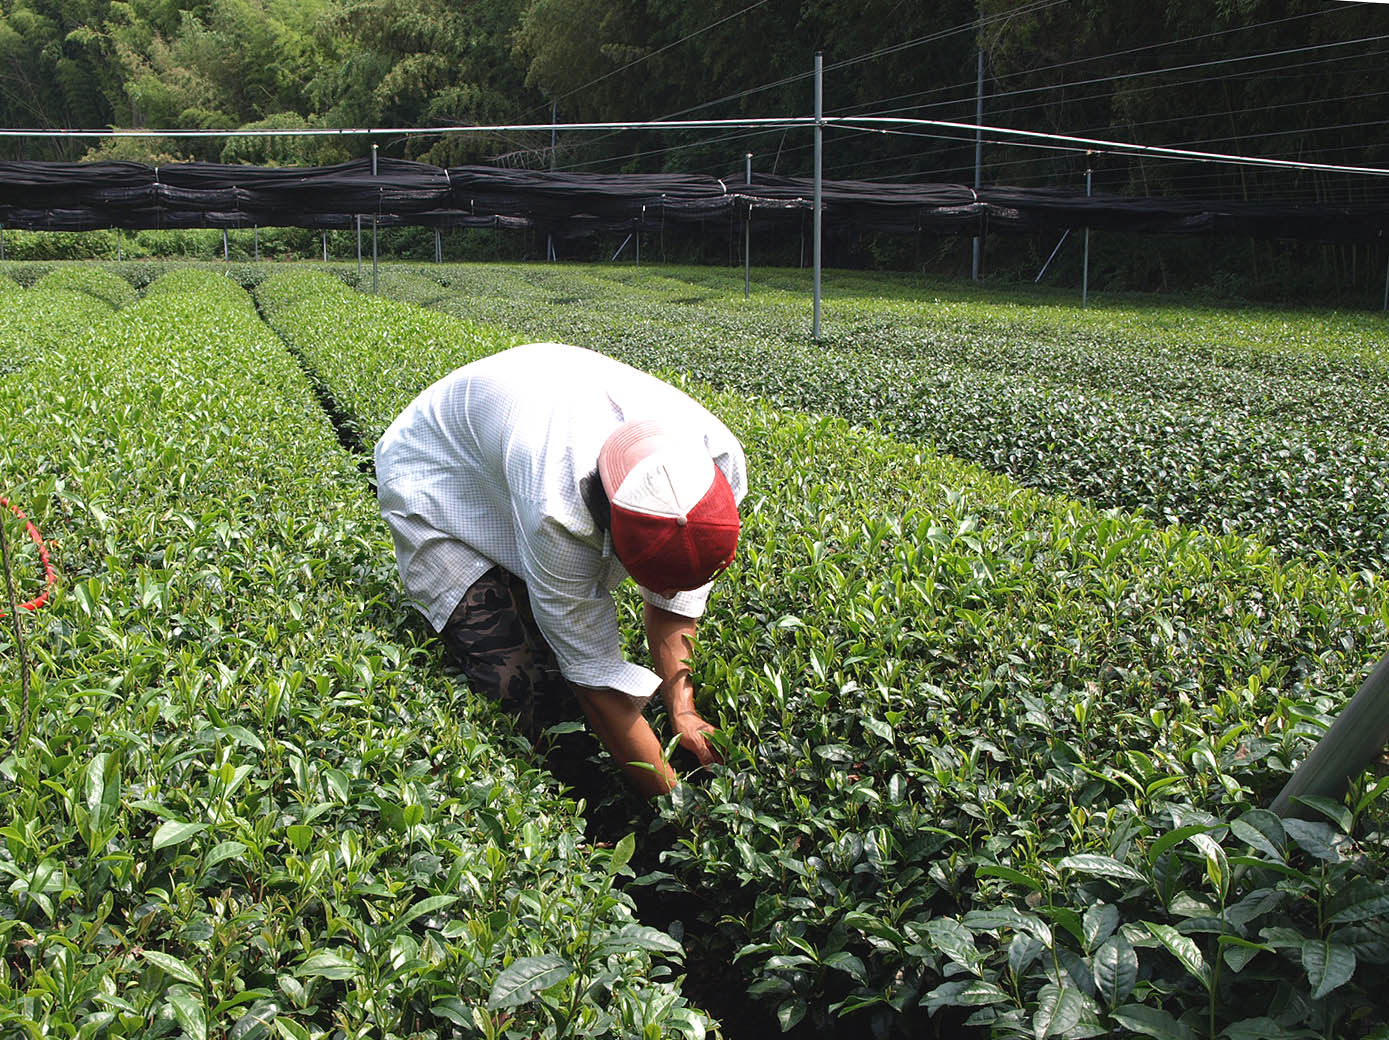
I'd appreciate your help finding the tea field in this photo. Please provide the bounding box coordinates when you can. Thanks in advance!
[2,261,1389,1040]
[377,263,1389,574]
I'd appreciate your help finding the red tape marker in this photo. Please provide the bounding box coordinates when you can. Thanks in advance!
[0,495,56,614]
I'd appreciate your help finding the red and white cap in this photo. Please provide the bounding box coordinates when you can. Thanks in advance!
[598,419,740,593]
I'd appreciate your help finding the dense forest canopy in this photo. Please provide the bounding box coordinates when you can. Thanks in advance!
[0,0,1384,207]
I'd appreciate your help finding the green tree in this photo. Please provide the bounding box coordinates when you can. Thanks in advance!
[312,0,539,164]
[0,0,119,157]
[513,0,977,177]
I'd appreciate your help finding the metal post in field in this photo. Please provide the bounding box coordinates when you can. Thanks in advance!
[356,215,362,281]
[547,101,557,263]
[1034,229,1071,283]
[972,45,984,281]
[223,229,229,262]
[745,152,752,300]
[610,233,633,262]
[812,51,823,342]
[371,144,379,293]
[1272,650,1389,818]
[254,225,259,261]
[1082,158,1093,308]
[435,229,442,264]
[322,231,328,262]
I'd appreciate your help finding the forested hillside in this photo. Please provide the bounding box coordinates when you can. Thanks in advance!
[1,0,1383,204]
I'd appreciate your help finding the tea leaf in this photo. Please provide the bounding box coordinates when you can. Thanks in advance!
[597,924,683,957]
[1289,795,1353,834]
[1031,983,1082,1039]
[1143,923,1211,989]
[776,998,806,1031]
[487,955,572,1010]
[608,832,636,876]
[152,820,207,852]
[1092,934,1137,1007]
[1230,811,1285,862]
[953,980,1009,1006]
[297,952,356,981]
[1300,939,1355,999]
[165,986,207,1040]
[1326,878,1389,925]
[1082,903,1119,952]
[1058,854,1145,883]
[1283,819,1351,863]
[141,950,201,986]
[1217,935,1272,973]
[1111,1003,1196,1040]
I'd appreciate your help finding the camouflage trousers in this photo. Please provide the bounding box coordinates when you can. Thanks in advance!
[439,566,575,736]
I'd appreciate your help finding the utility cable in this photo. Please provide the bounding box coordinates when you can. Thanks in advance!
[516,0,775,121]
[556,7,1381,176]
[800,6,1355,125]
[560,0,1068,165]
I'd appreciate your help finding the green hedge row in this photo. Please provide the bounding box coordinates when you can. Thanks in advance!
[0,269,710,1040]
[257,268,1389,1037]
[0,267,133,378]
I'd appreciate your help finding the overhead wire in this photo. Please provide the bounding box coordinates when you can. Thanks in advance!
[555,1,1383,186]
[514,0,776,122]
[558,0,1068,166]
[810,5,1347,128]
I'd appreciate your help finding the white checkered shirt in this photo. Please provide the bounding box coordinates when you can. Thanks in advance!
[374,342,747,700]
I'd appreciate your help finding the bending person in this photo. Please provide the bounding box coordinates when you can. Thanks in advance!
[375,342,746,797]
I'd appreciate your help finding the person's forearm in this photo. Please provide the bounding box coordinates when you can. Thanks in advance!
[572,684,678,798]
[644,601,697,713]
[644,601,722,766]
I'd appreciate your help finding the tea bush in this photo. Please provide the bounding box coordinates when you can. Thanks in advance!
[32,265,139,310]
[0,274,118,377]
[0,270,711,1040]
[259,269,1389,1037]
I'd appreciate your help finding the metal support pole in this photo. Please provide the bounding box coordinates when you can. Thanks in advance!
[610,233,633,262]
[253,226,259,261]
[371,144,379,294]
[435,229,442,264]
[1273,650,1389,818]
[637,210,642,266]
[223,229,229,262]
[547,106,557,263]
[972,45,984,281]
[322,231,328,262]
[745,152,752,300]
[1034,229,1071,283]
[1082,159,1093,308]
[114,229,118,262]
[813,52,823,342]
[1383,251,1388,312]
[356,215,362,281]
[1,225,5,261]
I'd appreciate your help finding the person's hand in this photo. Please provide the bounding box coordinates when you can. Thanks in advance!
[672,709,723,767]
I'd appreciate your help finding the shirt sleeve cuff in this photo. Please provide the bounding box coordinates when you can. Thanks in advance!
[564,658,662,702]
[639,581,712,618]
